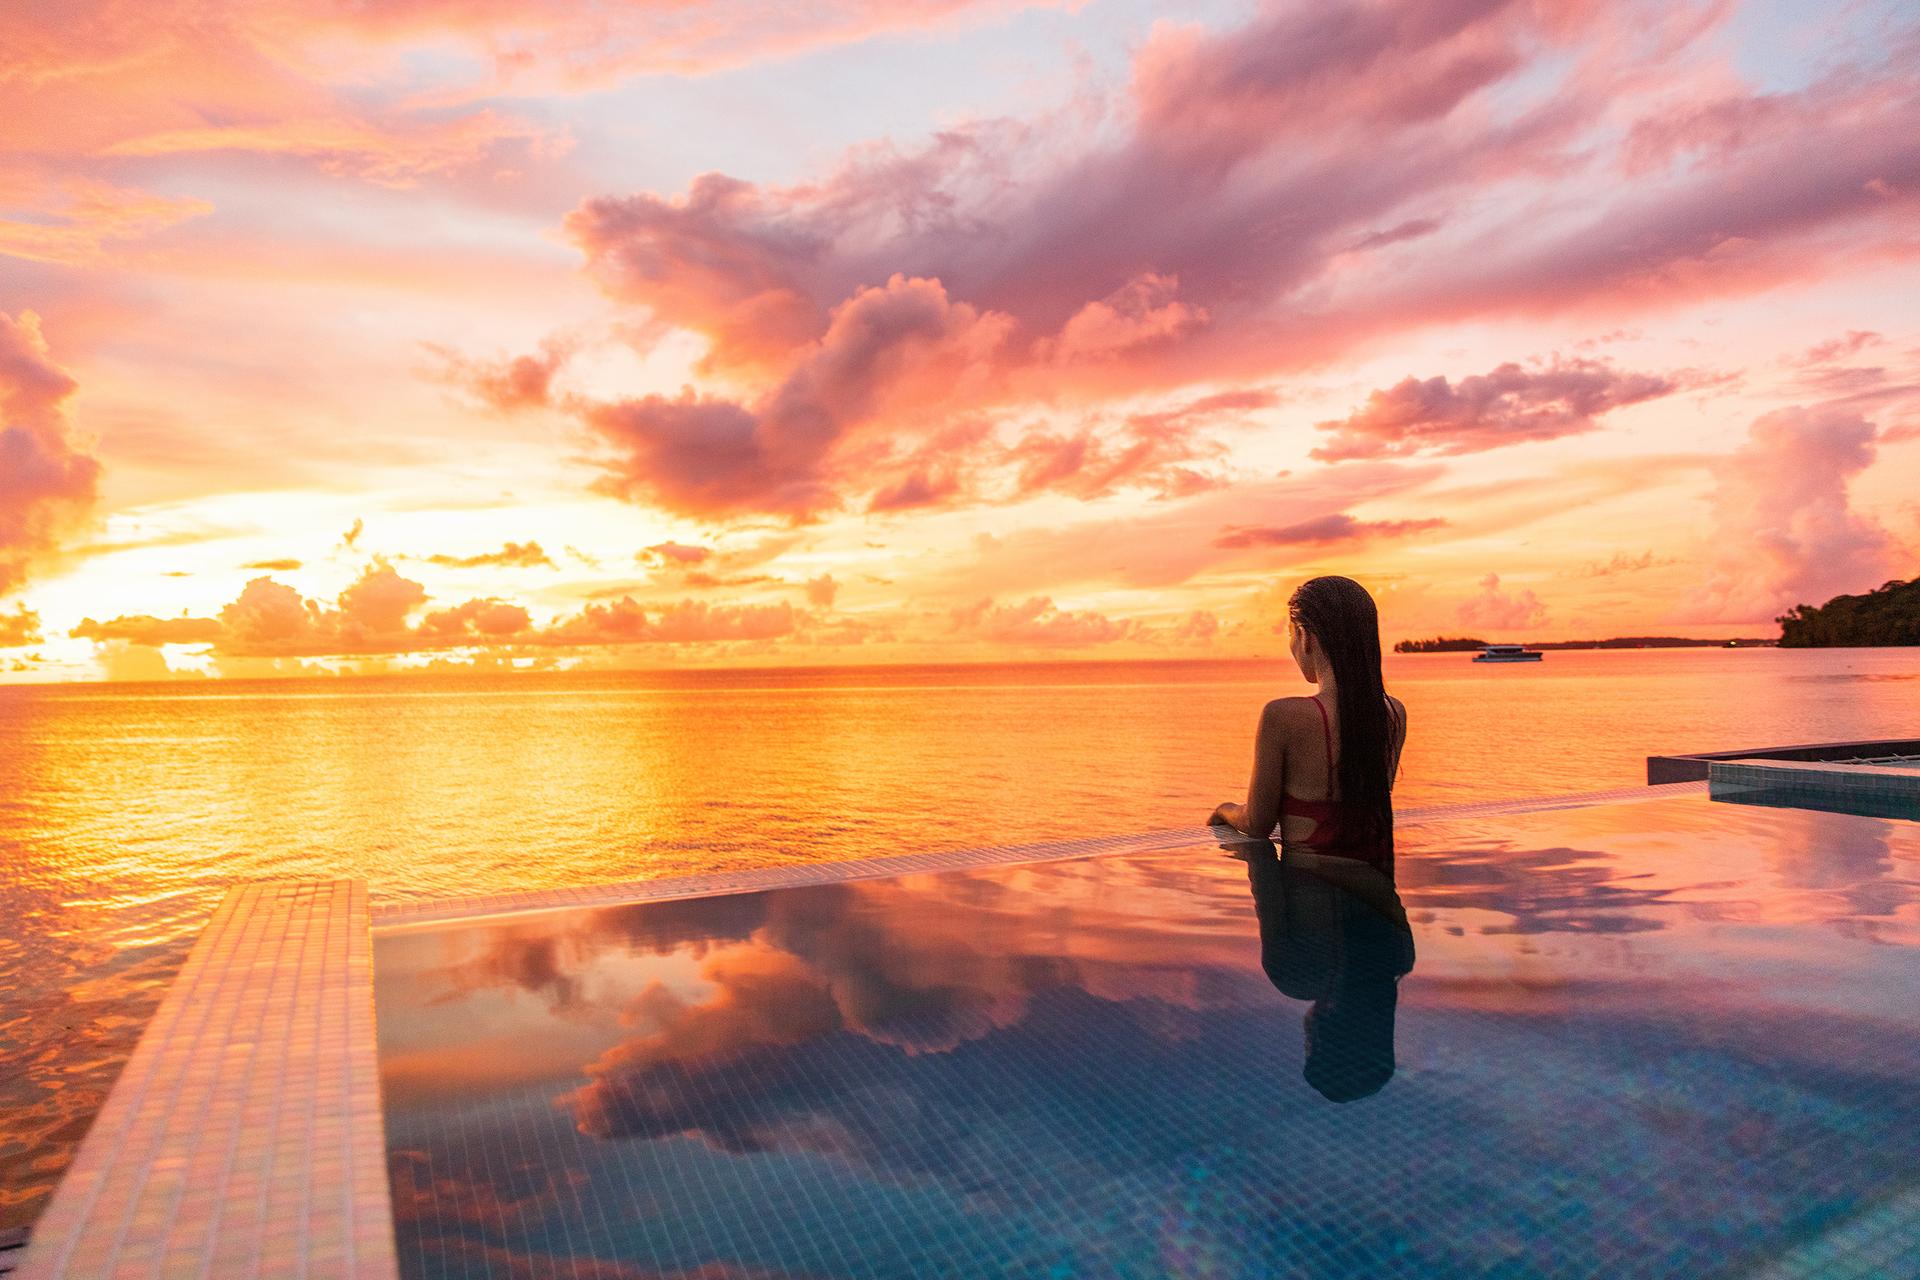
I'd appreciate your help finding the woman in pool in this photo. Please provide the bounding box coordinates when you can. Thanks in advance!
[1209,575,1406,869]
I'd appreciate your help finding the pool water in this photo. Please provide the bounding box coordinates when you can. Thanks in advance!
[373,794,1920,1279]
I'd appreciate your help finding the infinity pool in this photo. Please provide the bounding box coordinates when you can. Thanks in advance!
[373,794,1919,1278]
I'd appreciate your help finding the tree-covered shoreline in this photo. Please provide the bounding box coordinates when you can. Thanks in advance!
[1776,577,1920,647]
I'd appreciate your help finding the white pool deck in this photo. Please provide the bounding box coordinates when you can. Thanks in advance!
[17,781,1707,1278]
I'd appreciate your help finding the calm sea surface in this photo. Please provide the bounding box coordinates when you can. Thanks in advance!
[3,647,1918,1226]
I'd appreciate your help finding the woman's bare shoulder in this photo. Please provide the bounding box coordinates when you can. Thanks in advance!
[1257,696,1321,732]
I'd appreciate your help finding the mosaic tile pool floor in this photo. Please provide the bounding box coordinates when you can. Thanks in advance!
[374,793,1920,1279]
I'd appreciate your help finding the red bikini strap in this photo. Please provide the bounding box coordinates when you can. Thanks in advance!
[1312,695,1333,794]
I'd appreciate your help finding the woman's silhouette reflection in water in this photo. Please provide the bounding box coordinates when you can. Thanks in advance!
[1208,575,1414,1099]
[1239,840,1415,1102]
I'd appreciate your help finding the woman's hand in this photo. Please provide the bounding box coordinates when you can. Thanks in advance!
[1209,801,1247,833]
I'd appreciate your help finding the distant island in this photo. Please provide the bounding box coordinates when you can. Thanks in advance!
[1394,635,1775,653]
[1395,636,1493,652]
[1777,576,1920,647]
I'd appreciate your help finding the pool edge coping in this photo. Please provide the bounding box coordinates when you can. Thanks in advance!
[370,781,1709,932]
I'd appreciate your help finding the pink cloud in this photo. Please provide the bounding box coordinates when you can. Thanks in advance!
[1010,408,1230,503]
[641,541,714,566]
[431,338,576,413]
[1212,513,1445,549]
[868,468,964,514]
[803,574,839,608]
[1794,330,1885,366]
[531,0,1919,522]
[1457,573,1547,631]
[1171,609,1220,643]
[1122,388,1280,433]
[949,596,1131,647]
[566,174,832,375]
[1685,404,1895,623]
[0,312,101,596]
[584,273,1013,519]
[1311,357,1678,460]
[1567,550,1675,579]
[1042,273,1209,364]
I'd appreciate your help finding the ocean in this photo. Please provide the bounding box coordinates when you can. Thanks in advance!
[2,646,1918,1228]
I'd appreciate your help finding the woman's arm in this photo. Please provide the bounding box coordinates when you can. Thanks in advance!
[1387,694,1408,787]
[1210,702,1285,837]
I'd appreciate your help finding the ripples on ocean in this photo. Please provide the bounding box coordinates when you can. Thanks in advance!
[2,648,1917,1227]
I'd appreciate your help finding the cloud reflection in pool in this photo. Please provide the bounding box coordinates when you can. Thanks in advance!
[375,794,1919,1279]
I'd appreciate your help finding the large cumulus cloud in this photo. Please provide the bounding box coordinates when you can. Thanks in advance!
[0,312,99,612]
[1685,405,1895,623]
[514,0,1920,522]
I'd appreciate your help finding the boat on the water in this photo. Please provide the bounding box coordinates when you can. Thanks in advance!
[1473,643,1543,663]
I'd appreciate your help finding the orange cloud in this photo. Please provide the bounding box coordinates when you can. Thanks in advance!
[641,542,712,565]
[70,562,798,658]
[0,312,100,597]
[424,540,556,569]
[0,175,212,266]
[417,598,533,639]
[70,615,227,645]
[0,606,40,648]
[543,597,796,647]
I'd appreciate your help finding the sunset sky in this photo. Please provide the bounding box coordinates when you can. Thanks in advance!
[2,0,1917,680]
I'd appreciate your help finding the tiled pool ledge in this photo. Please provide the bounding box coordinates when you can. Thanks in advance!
[18,881,397,1280]
[373,780,1707,930]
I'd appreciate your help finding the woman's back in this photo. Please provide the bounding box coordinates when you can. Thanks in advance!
[1210,576,1405,867]
[1276,692,1405,858]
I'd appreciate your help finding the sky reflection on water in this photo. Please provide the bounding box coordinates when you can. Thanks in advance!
[376,793,1919,1278]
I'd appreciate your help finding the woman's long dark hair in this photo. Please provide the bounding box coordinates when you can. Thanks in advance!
[1288,575,1395,853]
